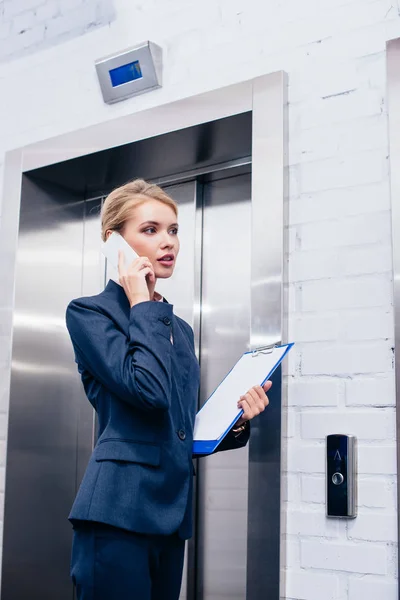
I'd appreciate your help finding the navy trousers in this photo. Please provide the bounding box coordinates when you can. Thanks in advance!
[71,522,185,600]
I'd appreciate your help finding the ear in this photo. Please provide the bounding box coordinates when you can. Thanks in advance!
[105,230,113,240]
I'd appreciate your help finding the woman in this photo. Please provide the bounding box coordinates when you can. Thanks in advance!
[66,179,271,600]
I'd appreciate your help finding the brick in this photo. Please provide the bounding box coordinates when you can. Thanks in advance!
[287,508,339,537]
[297,89,385,131]
[283,408,297,438]
[358,445,397,475]
[290,115,387,165]
[301,540,387,574]
[300,213,391,251]
[289,249,338,281]
[301,342,392,376]
[340,309,393,342]
[290,245,392,282]
[288,379,338,407]
[9,25,46,53]
[358,478,396,509]
[287,226,298,254]
[286,570,340,600]
[62,0,84,11]
[342,245,392,277]
[0,22,12,40]
[305,22,388,62]
[44,5,98,38]
[289,314,338,341]
[289,182,391,223]
[285,538,300,570]
[12,10,37,34]
[345,376,395,407]
[301,277,392,312]
[347,512,397,542]
[287,443,325,474]
[286,345,298,378]
[3,0,45,18]
[282,473,301,503]
[300,149,387,194]
[35,3,61,22]
[301,474,325,504]
[301,409,395,440]
[348,576,397,600]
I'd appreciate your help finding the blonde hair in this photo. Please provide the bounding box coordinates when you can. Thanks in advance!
[101,179,178,242]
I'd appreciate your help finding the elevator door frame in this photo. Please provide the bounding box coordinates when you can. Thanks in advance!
[1,72,288,598]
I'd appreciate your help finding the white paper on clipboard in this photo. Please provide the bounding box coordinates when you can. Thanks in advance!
[193,344,292,442]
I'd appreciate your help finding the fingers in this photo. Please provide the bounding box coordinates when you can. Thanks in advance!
[124,256,155,279]
[129,256,152,272]
[237,383,271,422]
[118,252,152,276]
[263,380,272,393]
[237,397,252,422]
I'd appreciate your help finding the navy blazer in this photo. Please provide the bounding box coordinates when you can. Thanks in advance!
[66,279,249,539]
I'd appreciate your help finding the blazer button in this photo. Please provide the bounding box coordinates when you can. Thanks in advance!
[178,429,186,441]
[163,317,171,326]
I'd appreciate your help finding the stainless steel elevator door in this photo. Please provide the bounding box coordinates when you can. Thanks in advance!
[2,178,86,600]
[197,173,251,600]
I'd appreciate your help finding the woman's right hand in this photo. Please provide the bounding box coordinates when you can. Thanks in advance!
[118,250,156,308]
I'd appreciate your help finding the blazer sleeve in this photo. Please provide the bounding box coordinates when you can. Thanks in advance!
[213,421,250,453]
[66,298,174,412]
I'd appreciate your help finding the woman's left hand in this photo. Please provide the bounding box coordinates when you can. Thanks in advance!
[236,381,272,426]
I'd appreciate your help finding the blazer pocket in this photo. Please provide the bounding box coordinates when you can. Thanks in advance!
[94,440,160,467]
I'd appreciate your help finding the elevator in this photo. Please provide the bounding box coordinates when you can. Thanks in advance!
[1,82,286,600]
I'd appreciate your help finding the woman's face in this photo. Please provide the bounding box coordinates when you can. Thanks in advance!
[119,199,180,279]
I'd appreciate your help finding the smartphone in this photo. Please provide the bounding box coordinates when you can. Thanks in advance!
[101,231,139,271]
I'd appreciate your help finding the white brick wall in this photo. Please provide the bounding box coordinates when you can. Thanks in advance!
[0,0,115,61]
[0,0,399,599]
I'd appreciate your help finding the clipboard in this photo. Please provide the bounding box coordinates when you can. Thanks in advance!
[192,342,294,455]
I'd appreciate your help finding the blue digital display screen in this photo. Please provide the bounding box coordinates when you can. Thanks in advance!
[109,60,142,87]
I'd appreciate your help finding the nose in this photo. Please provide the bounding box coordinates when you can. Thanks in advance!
[160,232,175,249]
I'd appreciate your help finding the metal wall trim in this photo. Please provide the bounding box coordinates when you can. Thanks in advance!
[387,37,400,596]
[247,72,288,599]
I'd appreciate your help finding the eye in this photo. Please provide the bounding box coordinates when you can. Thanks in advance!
[170,228,179,235]
[143,227,156,234]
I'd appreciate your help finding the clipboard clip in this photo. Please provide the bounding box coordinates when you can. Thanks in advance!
[251,341,281,357]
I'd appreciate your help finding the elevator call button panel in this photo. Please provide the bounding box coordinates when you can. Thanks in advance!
[326,434,357,519]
